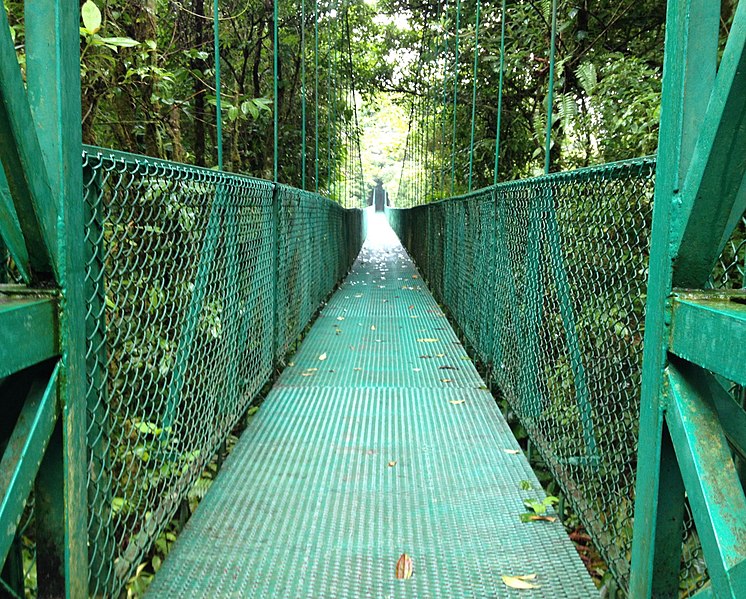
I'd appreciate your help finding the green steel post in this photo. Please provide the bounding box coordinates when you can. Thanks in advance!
[449,0,461,195]
[25,2,88,595]
[543,0,557,175]
[629,1,720,596]
[0,168,30,282]
[314,0,319,192]
[493,0,506,185]
[214,0,223,170]
[301,0,307,189]
[273,0,279,181]
[467,0,480,192]
[0,4,57,277]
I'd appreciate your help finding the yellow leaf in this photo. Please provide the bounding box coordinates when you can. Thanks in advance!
[388,461,397,467]
[501,574,539,590]
[503,449,521,455]
[449,399,465,405]
[306,368,318,372]
[441,378,453,383]
[417,338,439,343]
[337,316,345,321]
[371,325,376,331]
[319,353,327,361]
[395,553,413,579]
[525,515,557,523]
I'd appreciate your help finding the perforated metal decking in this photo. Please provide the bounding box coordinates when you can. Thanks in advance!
[147,215,598,598]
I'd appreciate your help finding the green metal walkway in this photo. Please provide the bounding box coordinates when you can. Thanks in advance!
[146,215,597,598]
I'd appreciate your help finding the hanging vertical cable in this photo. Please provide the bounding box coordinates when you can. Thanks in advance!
[449,0,461,195]
[544,0,558,175]
[301,0,307,189]
[467,0,480,192]
[314,0,319,191]
[493,0,506,185]
[273,0,279,180]
[213,0,223,170]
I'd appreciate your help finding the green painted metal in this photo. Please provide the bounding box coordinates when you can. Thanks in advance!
[0,364,59,569]
[213,0,223,170]
[467,0,480,192]
[629,1,746,597]
[449,0,461,195]
[79,147,364,597]
[0,4,57,277]
[146,215,596,597]
[0,169,30,282]
[670,292,746,386]
[301,0,307,189]
[543,0,557,174]
[0,296,58,379]
[273,0,279,181]
[27,2,90,594]
[629,1,719,596]
[666,360,746,597]
[493,0,506,185]
[388,156,656,592]
[672,3,746,288]
[314,0,319,192]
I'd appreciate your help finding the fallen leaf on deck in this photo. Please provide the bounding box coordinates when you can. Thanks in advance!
[371,325,376,331]
[503,449,521,455]
[439,365,458,370]
[435,353,445,358]
[395,554,413,579]
[388,461,397,467]
[412,275,419,279]
[441,378,453,383]
[501,574,539,590]
[353,367,362,371]
[301,373,315,377]
[318,353,327,361]
[413,368,421,372]
[520,514,557,523]
[408,305,414,310]
[337,316,345,321]
[417,338,439,343]
[449,399,465,405]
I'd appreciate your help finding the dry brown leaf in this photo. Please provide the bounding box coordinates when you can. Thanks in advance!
[395,553,413,579]
[525,515,557,523]
[388,461,397,467]
[501,574,539,590]
[449,399,465,405]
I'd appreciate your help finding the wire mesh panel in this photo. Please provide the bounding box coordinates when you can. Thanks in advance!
[82,147,364,597]
[388,157,657,592]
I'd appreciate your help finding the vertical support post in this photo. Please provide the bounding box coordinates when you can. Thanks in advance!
[493,0,506,185]
[314,0,319,192]
[25,1,89,596]
[449,0,461,195]
[214,0,223,170]
[301,0,307,189]
[544,0,557,175]
[629,1,719,596]
[82,164,115,594]
[467,0,480,192]
[273,0,280,181]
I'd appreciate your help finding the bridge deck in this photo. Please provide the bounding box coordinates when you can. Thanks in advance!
[147,215,597,598]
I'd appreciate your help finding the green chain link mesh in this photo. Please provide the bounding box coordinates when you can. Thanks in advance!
[388,157,669,593]
[82,147,365,597]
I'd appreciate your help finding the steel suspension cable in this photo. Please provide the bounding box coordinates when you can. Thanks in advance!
[467,0,480,192]
[314,0,319,191]
[449,0,461,195]
[301,0,307,188]
[544,0,558,174]
[273,0,279,180]
[493,0,506,185]
[214,0,223,170]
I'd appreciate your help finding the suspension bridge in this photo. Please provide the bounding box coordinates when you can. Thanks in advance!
[1,0,745,598]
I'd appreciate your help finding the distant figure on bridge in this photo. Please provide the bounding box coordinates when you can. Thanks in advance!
[368,180,389,212]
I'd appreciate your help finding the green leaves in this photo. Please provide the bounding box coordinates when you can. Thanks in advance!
[81,0,102,35]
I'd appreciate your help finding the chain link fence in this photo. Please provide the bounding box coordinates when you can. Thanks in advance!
[389,157,674,593]
[82,147,365,597]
